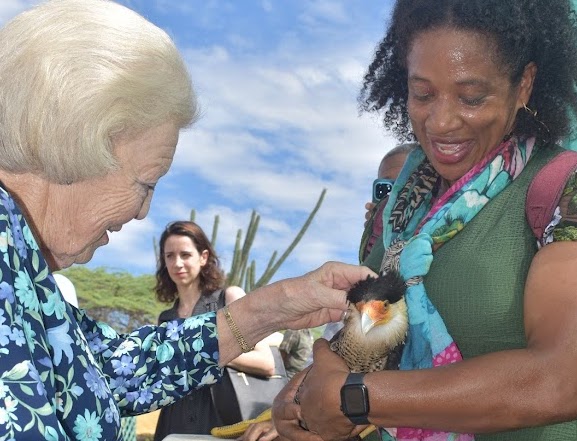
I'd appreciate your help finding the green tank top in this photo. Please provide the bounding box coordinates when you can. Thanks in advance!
[364,147,577,440]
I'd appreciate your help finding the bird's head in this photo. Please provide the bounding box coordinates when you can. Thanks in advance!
[345,270,407,336]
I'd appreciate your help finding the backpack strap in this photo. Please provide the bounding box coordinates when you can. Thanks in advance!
[203,288,226,313]
[526,149,577,241]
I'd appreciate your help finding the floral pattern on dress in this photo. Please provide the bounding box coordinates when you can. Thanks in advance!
[0,186,222,440]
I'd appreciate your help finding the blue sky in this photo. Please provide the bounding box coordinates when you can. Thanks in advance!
[1,0,399,283]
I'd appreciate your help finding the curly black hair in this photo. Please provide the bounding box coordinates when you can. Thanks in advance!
[359,0,577,145]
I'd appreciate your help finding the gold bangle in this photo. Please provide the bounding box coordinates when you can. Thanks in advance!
[223,305,254,353]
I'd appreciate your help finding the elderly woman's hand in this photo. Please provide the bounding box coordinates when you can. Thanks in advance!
[274,262,376,331]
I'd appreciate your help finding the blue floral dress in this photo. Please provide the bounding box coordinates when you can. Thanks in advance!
[0,186,222,441]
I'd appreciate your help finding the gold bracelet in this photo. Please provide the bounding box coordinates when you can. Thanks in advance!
[223,305,254,353]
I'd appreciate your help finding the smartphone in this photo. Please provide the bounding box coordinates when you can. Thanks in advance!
[372,178,394,203]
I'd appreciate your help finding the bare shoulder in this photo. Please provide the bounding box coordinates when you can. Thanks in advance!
[525,241,577,345]
[224,285,246,304]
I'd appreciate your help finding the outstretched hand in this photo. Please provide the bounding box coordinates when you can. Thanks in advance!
[219,262,375,366]
[273,262,376,331]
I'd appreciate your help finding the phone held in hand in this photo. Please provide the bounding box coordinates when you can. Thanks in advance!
[372,178,394,203]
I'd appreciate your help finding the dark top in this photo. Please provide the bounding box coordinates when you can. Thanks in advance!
[154,290,225,439]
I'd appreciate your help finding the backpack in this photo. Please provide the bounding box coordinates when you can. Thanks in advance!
[526,149,577,241]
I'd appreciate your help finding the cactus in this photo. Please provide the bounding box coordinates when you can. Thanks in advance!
[222,189,326,291]
[231,210,260,288]
[253,188,326,288]
[211,215,220,249]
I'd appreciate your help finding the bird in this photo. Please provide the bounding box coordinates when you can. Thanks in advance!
[330,270,408,373]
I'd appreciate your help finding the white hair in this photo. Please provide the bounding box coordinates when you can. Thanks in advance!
[0,0,198,183]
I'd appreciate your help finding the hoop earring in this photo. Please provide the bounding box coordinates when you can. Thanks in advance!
[522,102,550,138]
[523,103,537,118]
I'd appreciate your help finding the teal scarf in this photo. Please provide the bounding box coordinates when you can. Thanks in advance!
[380,136,535,441]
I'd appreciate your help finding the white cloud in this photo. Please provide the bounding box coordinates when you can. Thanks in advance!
[298,1,349,26]
[154,1,399,281]
[0,0,33,24]
[91,218,159,272]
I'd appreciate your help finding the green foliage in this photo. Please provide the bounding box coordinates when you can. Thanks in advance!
[553,225,577,241]
[58,266,164,321]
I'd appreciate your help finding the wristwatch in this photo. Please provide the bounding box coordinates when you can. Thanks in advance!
[340,372,370,425]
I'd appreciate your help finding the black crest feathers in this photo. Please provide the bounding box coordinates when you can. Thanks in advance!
[346,270,406,305]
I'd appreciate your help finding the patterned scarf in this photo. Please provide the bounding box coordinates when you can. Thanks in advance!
[379,136,535,441]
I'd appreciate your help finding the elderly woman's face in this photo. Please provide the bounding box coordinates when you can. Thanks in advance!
[406,27,534,183]
[44,122,179,269]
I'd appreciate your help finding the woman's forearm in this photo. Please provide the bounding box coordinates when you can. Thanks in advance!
[227,341,276,376]
[217,281,287,366]
[363,348,575,433]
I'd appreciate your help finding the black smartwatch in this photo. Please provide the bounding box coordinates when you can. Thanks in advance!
[340,372,370,425]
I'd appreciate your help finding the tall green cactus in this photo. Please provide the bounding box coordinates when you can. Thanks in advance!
[153,189,326,292]
[224,188,326,291]
[253,188,326,288]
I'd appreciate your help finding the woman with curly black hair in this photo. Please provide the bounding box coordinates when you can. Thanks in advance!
[274,0,577,440]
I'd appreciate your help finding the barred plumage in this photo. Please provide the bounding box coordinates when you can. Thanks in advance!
[330,269,408,373]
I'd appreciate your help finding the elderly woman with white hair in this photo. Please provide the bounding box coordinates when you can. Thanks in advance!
[0,1,373,439]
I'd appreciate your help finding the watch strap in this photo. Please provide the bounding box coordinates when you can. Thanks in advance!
[342,372,370,425]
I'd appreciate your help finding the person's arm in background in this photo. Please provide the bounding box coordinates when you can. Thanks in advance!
[278,330,298,376]
[225,286,276,377]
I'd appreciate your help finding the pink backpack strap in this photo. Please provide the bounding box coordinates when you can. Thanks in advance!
[526,149,577,241]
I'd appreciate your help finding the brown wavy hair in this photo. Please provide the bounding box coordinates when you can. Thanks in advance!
[155,221,225,304]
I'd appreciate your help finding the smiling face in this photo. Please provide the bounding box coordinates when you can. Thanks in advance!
[406,27,535,183]
[41,121,180,269]
[163,235,208,290]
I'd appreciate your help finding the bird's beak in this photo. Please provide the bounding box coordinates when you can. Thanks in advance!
[360,312,376,335]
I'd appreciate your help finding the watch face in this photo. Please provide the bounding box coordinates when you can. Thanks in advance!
[341,384,369,416]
